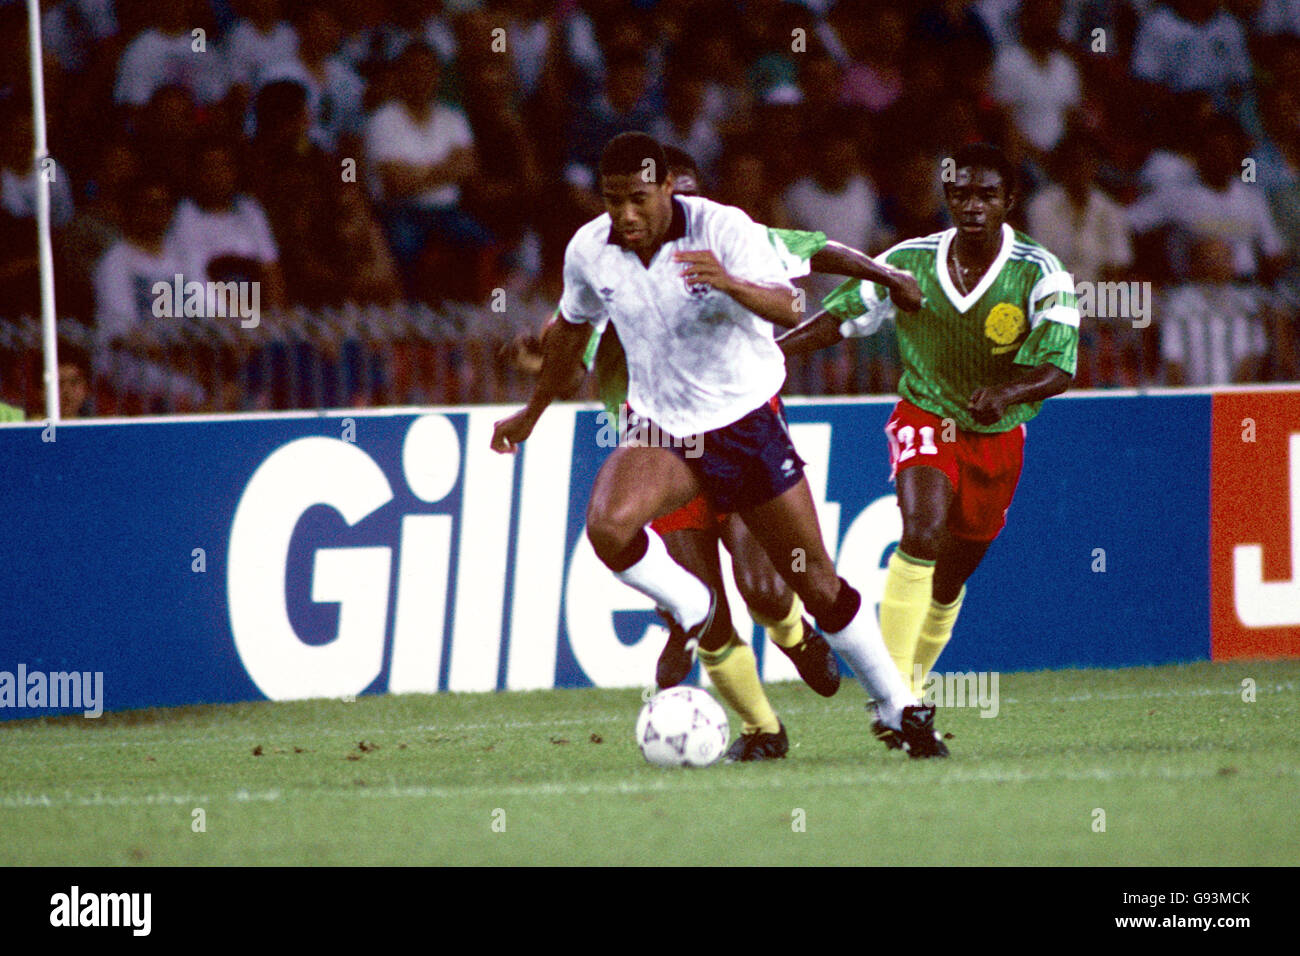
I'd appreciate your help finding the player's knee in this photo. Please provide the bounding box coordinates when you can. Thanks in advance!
[586,500,643,562]
[737,569,792,623]
[900,516,946,561]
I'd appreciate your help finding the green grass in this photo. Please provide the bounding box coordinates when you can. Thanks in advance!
[2,660,1297,866]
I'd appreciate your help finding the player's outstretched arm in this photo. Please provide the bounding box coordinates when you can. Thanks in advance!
[967,364,1072,425]
[491,317,593,453]
[776,310,844,357]
[809,242,923,312]
[674,250,801,328]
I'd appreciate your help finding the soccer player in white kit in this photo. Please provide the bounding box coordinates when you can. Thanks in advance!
[491,133,946,757]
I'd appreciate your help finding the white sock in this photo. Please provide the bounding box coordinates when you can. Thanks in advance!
[825,604,917,729]
[613,530,711,629]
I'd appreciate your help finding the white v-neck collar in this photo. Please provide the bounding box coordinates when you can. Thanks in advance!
[935,223,1014,313]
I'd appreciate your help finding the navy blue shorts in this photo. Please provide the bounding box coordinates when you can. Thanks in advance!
[631,396,806,513]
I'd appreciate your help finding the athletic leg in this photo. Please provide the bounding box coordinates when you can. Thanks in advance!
[657,524,784,745]
[881,464,954,690]
[911,536,988,696]
[912,423,1025,694]
[719,513,840,697]
[659,525,731,651]
[586,444,731,639]
[717,513,794,625]
[737,477,917,727]
[932,535,990,606]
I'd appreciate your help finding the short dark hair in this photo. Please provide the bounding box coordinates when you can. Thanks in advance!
[949,142,1017,199]
[600,132,667,184]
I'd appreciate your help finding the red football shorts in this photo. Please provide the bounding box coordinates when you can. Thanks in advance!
[885,398,1026,542]
[651,494,724,536]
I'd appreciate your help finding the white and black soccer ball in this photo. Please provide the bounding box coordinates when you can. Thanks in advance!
[636,687,729,768]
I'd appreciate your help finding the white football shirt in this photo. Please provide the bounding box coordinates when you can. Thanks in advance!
[559,195,793,436]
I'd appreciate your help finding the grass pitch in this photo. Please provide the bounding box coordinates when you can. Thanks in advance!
[2,660,1296,866]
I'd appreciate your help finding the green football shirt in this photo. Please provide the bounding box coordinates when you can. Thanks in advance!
[821,224,1079,433]
[584,227,830,417]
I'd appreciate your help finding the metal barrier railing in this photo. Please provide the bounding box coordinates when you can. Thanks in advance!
[0,298,1295,418]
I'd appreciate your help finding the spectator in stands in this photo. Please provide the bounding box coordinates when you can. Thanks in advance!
[255,4,365,154]
[1257,83,1300,283]
[130,84,206,198]
[992,0,1082,158]
[460,57,543,278]
[335,0,392,82]
[365,41,491,300]
[251,78,401,307]
[738,0,809,98]
[1255,0,1300,36]
[169,139,286,309]
[92,175,205,411]
[1131,0,1252,108]
[249,79,342,308]
[837,3,907,114]
[334,186,403,307]
[714,143,792,230]
[564,48,660,193]
[687,28,752,140]
[651,65,722,185]
[1029,130,1134,286]
[1161,237,1271,385]
[877,146,950,245]
[58,136,139,322]
[915,0,995,55]
[223,0,297,94]
[1255,81,1300,379]
[0,106,75,320]
[43,0,113,74]
[783,122,880,255]
[57,339,93,418]
[796,51,845,137]
[1129,115,1288,282]
[93,176,186,346]
[1029,130,1139,384]
[375,0,458,68]
[499,0,562,104]
[752,85,805,194]
[114,0,229,110]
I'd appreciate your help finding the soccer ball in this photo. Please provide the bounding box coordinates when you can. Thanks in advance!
[636,687,729,768]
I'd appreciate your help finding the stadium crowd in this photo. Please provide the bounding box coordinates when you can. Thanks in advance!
[0,0,1298,415]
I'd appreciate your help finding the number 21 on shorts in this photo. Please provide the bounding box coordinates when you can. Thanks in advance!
[895,424,938,463]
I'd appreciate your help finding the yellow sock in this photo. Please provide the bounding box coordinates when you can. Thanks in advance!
[749,593,805,649]
[698,633,780,735]
[913,585,966,697]
[879,549,935,690]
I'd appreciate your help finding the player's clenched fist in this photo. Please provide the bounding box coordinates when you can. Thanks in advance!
[674,250,734,295]
[491,409,538,453]
[967,385,1011,426]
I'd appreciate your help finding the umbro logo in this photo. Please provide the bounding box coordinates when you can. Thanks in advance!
[599,287,615,300]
